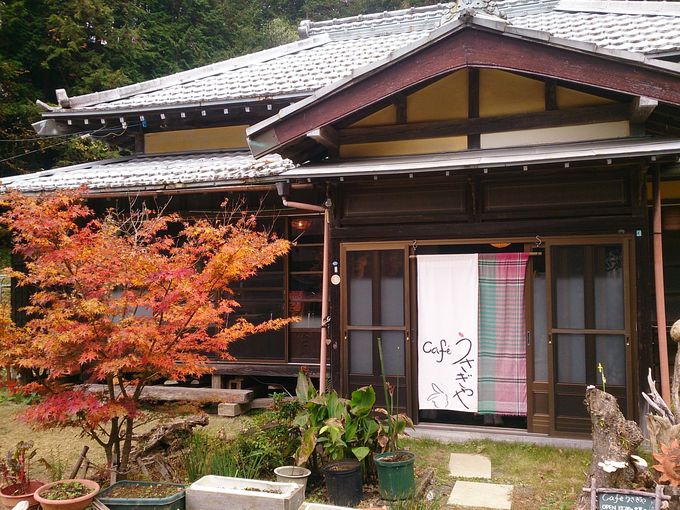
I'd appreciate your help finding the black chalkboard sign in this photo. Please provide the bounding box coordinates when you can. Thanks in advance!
[582,481,668,510]
[598,491,656,510]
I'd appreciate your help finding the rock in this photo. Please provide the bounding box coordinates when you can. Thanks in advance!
[671,319,680,342]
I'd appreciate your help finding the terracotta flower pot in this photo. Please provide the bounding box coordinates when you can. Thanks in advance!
[34,479,100,510]
[0,480,46,509]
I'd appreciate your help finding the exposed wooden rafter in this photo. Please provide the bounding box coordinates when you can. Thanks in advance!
[339,103,630,145]
[630,96,658,123]
[307,126,339,154]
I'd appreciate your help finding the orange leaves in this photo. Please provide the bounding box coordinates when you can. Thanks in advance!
[1,189,292,429]
[21,389,137,430]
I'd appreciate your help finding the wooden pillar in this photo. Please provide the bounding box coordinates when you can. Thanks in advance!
[653,165,671,403]
[211,374,223,389]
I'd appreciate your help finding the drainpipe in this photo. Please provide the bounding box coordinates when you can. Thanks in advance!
[653,165,671,404]
[277,183,331,393]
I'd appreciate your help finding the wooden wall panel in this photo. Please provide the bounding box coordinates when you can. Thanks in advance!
[145,125,248,154]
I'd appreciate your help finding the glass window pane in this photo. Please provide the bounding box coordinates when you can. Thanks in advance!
[380,331,405,376]
[290,274,321,299]
[594,245,624,330]
[349,251,373,326]
[533,269,548,381]
[556,334,586,383]
[380,250,404,326]
[229,329,285,360]
[290,245,323,272]
[553,246,585,329]
[289,300,321,330]
[350,331,373,374]
[596,335,626,386]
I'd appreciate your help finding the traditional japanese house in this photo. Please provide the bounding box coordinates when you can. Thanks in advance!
[6,0,680,437]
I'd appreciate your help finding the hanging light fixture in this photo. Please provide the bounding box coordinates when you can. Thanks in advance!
[292,218,313,231]
[490,242,511,249]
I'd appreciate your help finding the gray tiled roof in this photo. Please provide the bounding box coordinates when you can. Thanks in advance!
[511,10,680,54]
[1,151,292,193]
[45,0,680,115]
[73,32,426,112]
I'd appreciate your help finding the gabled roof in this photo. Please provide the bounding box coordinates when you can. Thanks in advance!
[41,0,680,117]
[1,152,292,194]
[247,12,680,159]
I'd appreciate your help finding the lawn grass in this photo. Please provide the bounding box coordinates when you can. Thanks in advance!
[405,437,591,510]
[0,399,591,508]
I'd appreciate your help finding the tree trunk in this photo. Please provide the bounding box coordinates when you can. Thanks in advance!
[575,388,653,510]
[120,417,135,479]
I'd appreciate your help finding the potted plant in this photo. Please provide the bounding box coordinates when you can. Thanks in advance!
[0,441,45,510]
[33,479,99,510]
[373,338,416,501]
[273,466,311,495]
[97,481,187,510]
[293,371,380,506]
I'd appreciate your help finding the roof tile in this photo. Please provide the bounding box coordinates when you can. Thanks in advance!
[1,152,292,193]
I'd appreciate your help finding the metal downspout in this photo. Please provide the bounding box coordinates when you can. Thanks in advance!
[282,198,331,394]
[653,165,671,403]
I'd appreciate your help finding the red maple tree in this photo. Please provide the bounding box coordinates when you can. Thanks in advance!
[0,189,290,475]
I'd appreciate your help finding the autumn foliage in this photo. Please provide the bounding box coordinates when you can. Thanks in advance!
[0,189,290,475]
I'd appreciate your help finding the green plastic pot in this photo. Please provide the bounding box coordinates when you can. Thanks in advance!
[97,481,186,510]
[374,451,415,501]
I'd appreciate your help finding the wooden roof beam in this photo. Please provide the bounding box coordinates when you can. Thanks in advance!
[338,103,630,145]
[630,96,658,135]
[307,126,339,155]
[630,96,658,123]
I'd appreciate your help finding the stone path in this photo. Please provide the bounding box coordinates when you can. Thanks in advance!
[447,453,513,509]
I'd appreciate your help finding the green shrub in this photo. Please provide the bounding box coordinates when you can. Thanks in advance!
[293,371,379,475]
[184,393,302,482]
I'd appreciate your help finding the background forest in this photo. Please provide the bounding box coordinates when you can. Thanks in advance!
[0,0,441,177]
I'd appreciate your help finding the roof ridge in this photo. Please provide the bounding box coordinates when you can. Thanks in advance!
[59,35,331,110]
[298,3,454,38]
[556,0,680,16]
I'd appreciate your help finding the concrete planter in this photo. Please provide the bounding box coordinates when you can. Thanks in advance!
[300,504,358,510]
[300,505,387,510]
[186,476,303,510]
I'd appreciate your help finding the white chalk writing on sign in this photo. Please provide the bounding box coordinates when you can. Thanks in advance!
[597,492,655,510]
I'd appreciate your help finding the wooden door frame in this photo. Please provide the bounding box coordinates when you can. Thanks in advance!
[525,244,552,434]
[545,234,636,436]
[340,241,413,414]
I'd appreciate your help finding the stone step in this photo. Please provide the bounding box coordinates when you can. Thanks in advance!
[447,481,513,509]
[449,453,492,479]
[218,402,252,417]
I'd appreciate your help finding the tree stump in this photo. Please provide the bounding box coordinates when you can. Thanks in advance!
[575,387,653,510]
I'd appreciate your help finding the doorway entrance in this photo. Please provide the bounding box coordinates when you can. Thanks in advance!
[339,235,635,436]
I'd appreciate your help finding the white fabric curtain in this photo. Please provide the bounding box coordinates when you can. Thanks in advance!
[417,254,479,412]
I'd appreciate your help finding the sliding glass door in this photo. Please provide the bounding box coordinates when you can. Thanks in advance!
[547,238,633,434]
[341,244,412,411]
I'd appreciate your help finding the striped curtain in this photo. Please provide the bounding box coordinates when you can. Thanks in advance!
[478,253,529,416]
